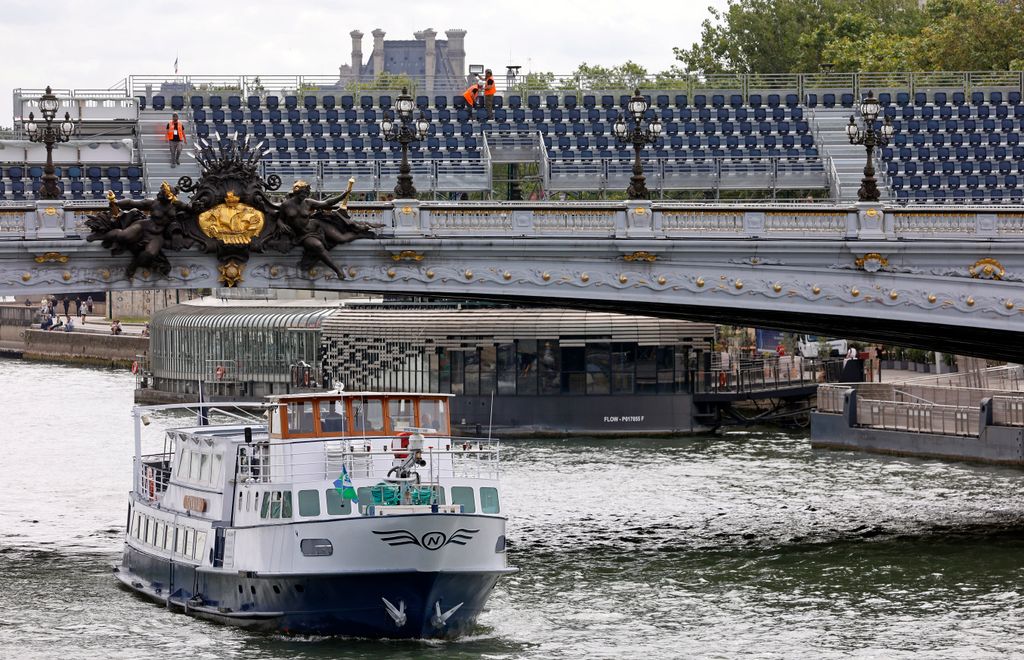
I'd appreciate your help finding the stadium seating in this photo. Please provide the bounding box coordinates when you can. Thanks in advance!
[876,91,1024,204]
[4,82,1024,203]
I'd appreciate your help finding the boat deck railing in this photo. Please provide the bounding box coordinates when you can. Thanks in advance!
[236,436,501,485]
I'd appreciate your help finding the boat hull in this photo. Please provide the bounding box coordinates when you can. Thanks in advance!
[117,545,506,638]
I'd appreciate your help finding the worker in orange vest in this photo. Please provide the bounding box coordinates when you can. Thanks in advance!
[463,82,481,111]
[166,113,186,168]
[483,68,496,119]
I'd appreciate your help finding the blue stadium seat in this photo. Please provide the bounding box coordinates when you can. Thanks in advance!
[171,95,184,111]
[286,95,299,110]
[247,96,261,111]
[674,94,688,108]
[266,96,279,110]
[228,96,241,111]
[209,96,222,110]
[152,95,165,110]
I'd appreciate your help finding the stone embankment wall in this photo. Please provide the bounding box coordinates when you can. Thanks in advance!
[20,329,148,368]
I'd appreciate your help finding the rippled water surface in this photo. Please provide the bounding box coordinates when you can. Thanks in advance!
[3,359,1024,659]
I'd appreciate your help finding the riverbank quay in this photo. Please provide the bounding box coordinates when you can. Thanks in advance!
[811,366,1024,465]
[0,304,147,368]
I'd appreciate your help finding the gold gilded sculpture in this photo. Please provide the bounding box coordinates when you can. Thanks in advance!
[198,190,265,244]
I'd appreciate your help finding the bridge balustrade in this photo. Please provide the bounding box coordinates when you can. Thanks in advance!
[6,200,1024,242]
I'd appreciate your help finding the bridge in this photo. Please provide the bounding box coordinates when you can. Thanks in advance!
[2,198,1024,361]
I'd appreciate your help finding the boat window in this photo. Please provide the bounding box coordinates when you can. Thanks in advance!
[145,517,156,545]
[211,453,223,483]
[260,491,270,518]
[199,452,212,483]
[174,526,184,555]
[325,489,352,515]
[189,451,202,481]
[287,402,315,435]
[451,486,476,513]
[245,490,251,511]
[282,491,293,518]
[388,398,415,431]
[131,511,141,538]
[480,487,500,514]
[418,399,448,435]
[164,527,174,551]
[298,490,321,517]
[300,539,334,557]
[176,446,187,475]
[154,521,164,548]
[194,532,206,561]
[184,528,195,558]
[319,400,348,434]
[351,399,385,434]
[270,491,282,518]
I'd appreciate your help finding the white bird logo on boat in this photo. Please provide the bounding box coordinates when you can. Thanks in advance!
[373,528,479,550]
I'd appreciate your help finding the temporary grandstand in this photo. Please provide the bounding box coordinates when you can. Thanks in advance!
[3,71,1024,203]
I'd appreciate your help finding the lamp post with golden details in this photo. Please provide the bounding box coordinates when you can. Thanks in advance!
[382,87,430,199]
[612,89,662,200]
[846,90,894,203]
[23,86,77,200]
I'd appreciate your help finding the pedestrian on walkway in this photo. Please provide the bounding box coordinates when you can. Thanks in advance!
[61,295,70,317]
[166,113,186,167]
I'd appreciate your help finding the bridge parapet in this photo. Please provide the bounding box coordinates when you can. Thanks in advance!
[6,199,1024,242]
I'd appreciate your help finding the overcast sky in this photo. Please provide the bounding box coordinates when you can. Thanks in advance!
[1,0,727,126]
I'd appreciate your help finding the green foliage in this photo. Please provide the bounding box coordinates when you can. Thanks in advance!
[562,61,652,90]
[348,72,416,94]
[674,0,1023,74]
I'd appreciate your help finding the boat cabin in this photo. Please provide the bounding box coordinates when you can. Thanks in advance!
[267,392,453,440]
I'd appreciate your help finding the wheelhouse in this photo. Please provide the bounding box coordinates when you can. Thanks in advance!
[267,392,453,439]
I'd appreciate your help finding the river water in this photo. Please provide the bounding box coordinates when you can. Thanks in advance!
[3,359,1024,659]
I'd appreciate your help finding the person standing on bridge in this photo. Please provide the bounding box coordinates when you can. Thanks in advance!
[166,113,186,167]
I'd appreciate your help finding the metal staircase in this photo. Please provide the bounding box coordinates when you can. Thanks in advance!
[812,107,890,203]
[137,110,199,196]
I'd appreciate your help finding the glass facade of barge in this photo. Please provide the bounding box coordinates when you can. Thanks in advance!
[336,341,691,396]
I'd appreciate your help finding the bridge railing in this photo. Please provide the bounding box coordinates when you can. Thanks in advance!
[4,199,1024,241]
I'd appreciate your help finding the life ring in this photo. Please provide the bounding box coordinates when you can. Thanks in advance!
[145,466,156,500]
[215,365,226,380]
[719,371,727,387]
[303,370,310,387]
[394,431,412,459]
[130,360,139,375]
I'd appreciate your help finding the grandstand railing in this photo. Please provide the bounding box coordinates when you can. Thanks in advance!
[543,154,828,195]
[121,71,1024,102]
[260,158,492,196]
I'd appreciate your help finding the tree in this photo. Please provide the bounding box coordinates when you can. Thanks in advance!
[562,61,652,90]
[675,0,1023,74]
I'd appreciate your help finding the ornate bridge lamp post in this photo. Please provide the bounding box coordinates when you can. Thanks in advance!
[846,91,893,202]
[613,89,662,200]
[23,86,76,200]
[382,87,430,199]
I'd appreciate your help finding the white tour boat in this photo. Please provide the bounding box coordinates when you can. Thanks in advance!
[115,391,515,638]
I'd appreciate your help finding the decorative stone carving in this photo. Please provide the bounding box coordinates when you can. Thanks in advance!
[85,138,376,286]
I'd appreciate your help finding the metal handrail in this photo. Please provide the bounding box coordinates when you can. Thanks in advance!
[120,70,1024,101]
